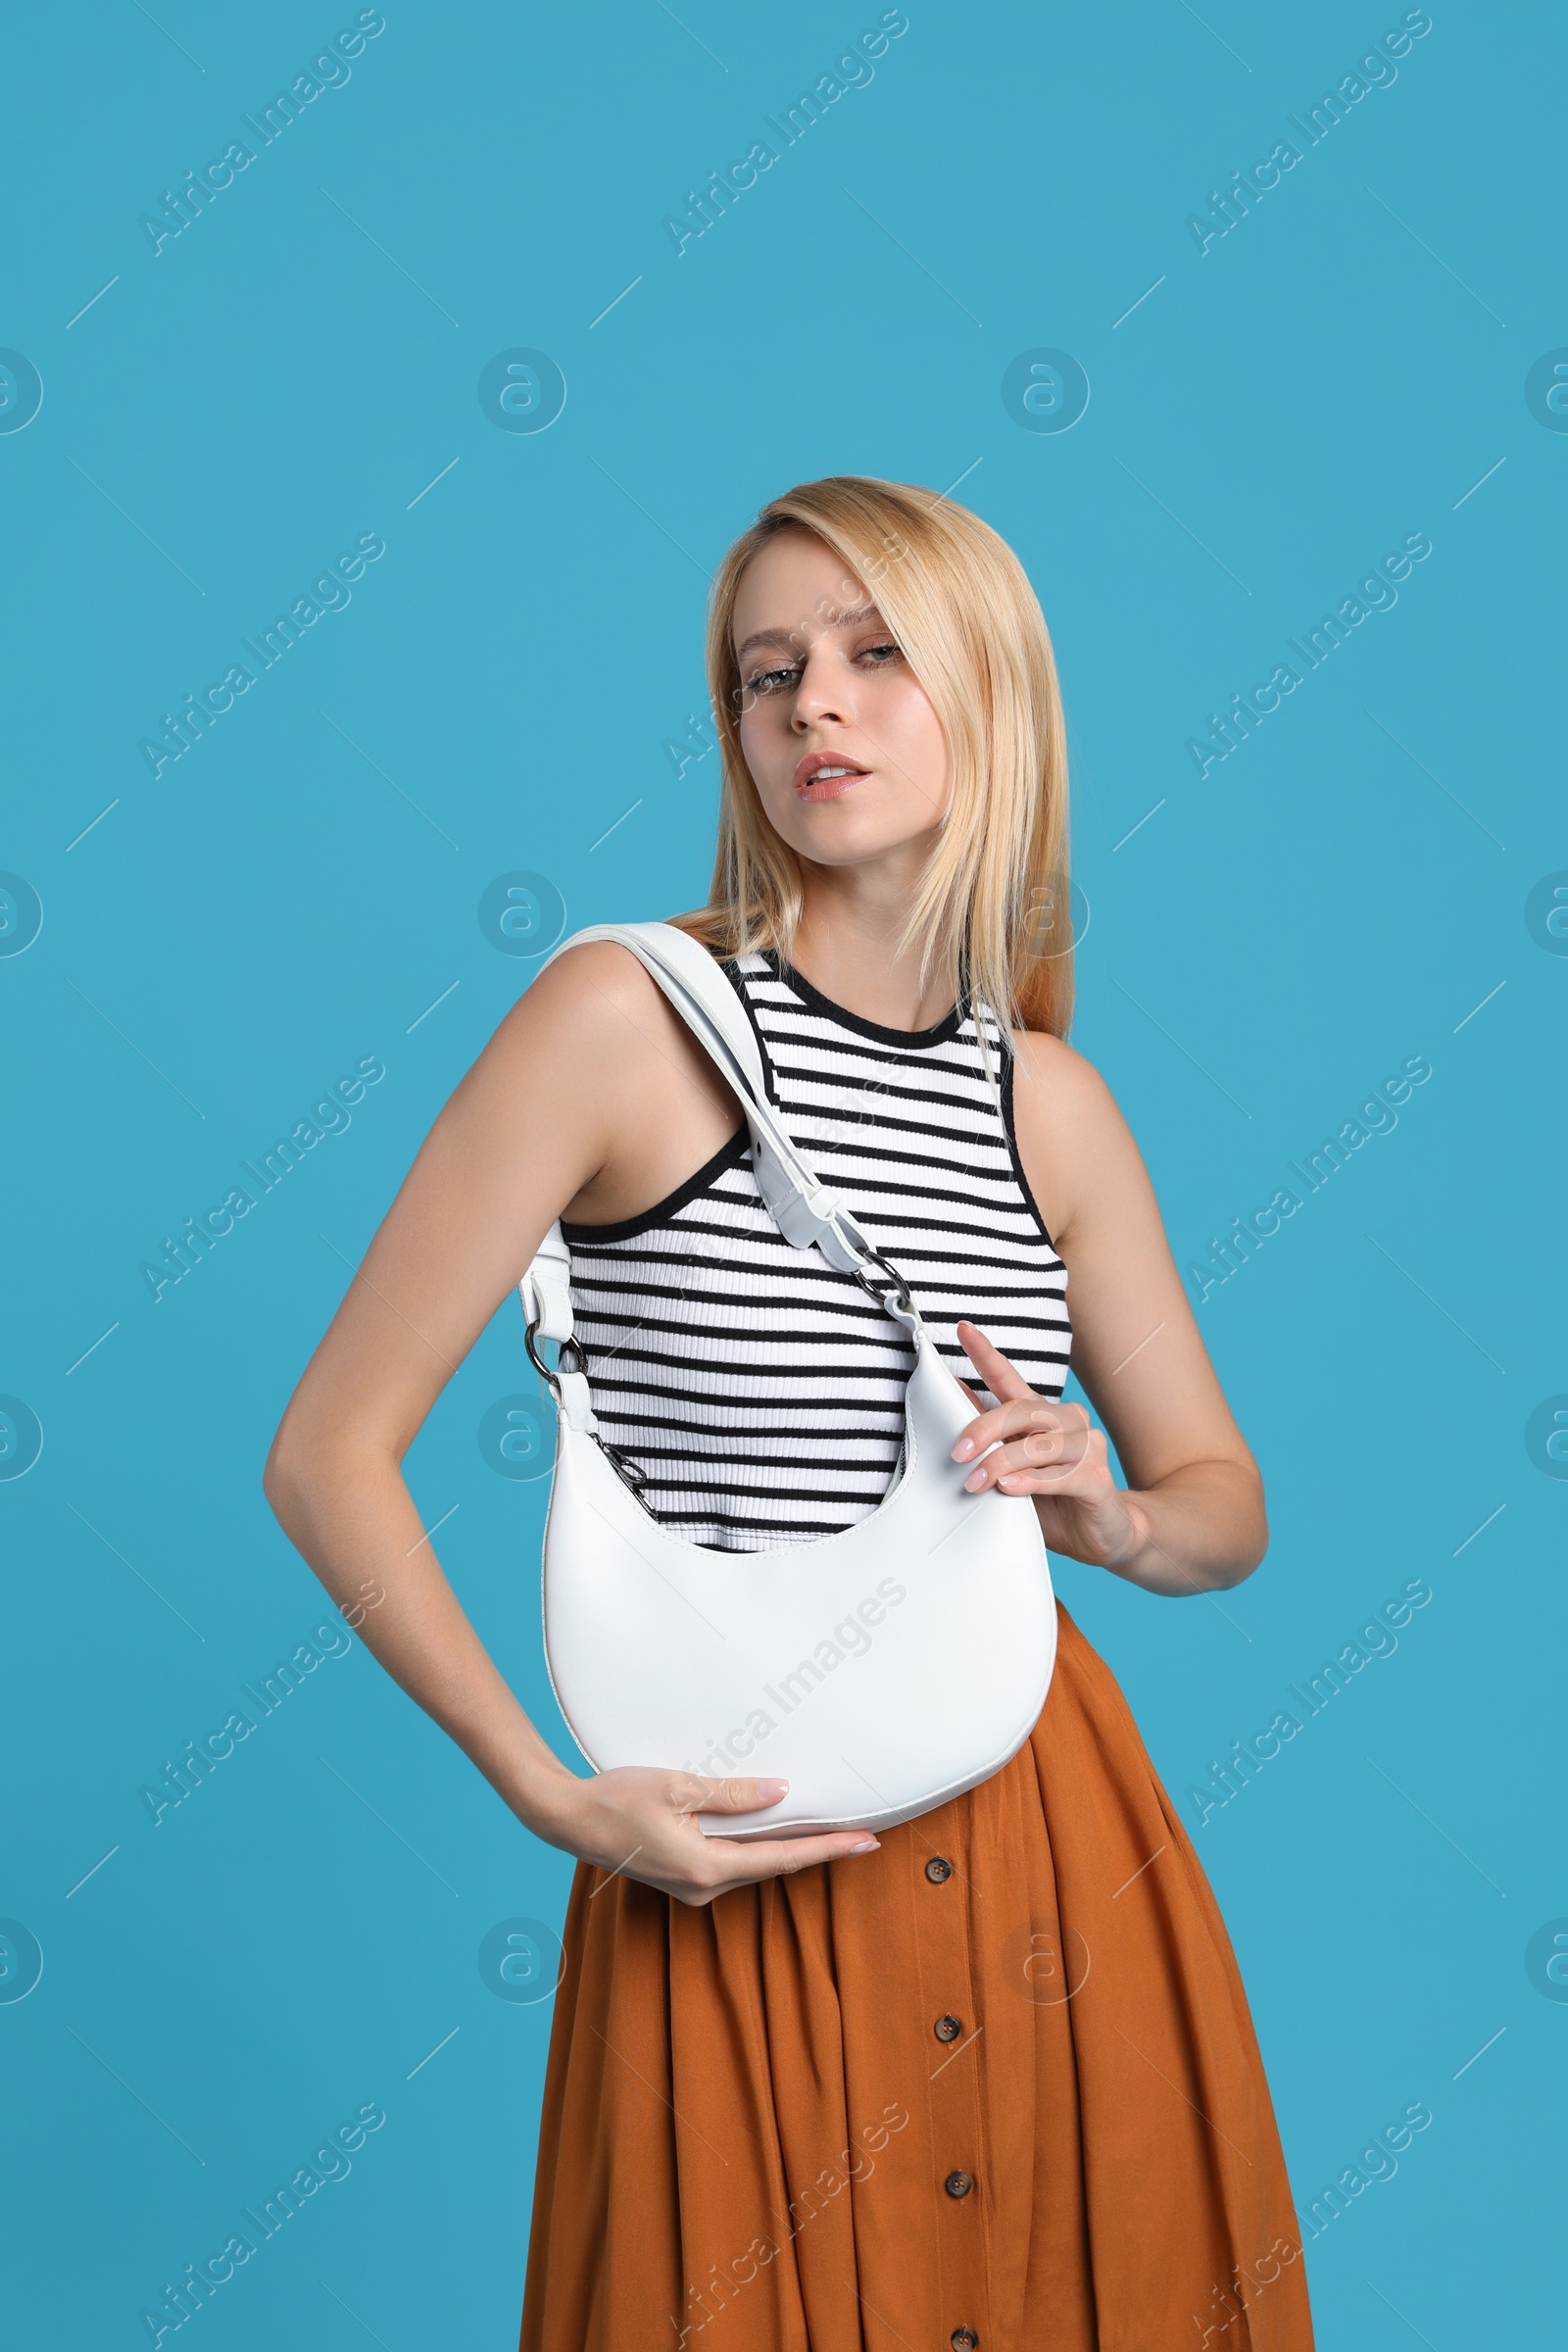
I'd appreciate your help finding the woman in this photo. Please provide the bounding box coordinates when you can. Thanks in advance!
[266,476,1313,2350]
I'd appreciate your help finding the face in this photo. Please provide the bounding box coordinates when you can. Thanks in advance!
[730,530,949,869]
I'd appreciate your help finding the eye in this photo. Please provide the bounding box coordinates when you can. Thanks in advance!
[738,638,902,701]
[745,662,800,695]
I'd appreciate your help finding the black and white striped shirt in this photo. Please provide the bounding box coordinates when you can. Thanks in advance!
[561,949,1071,1552]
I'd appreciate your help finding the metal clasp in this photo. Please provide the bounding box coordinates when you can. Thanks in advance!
[523,1320,585,1404]
[851,1245,916,1320]
[594,1436,650,1495]
[525,1325,645,1493]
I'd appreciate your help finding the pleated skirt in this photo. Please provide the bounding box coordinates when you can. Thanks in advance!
[517,1602,1314,2351]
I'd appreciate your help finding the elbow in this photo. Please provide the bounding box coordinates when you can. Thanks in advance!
[1178,1460,1266,1592]
[263,1406,399,1530]
[263,1401,331,1528]
[1219,1477,1269,1588]
[263,1416,306,1527]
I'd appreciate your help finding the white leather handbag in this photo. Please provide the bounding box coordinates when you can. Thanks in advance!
[518,921,1058,1840]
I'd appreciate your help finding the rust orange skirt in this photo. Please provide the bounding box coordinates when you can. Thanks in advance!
[518,1603,1314,2351]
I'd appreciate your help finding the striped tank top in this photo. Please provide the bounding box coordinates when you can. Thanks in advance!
[560,949,1071,1552]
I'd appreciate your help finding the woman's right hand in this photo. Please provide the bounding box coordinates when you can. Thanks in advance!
[529,1766,881,1906]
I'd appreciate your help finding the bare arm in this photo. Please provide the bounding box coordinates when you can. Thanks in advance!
[264,943,883,1900]
[949,1031,1267,1594]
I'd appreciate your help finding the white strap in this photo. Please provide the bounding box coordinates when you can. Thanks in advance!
[519,1222,574,1344]
[517,1224,600,1432]
[516,922,919,1395]
[531,923,897,1285]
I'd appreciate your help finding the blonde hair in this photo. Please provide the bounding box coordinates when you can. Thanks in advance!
[671,473,1073,1040]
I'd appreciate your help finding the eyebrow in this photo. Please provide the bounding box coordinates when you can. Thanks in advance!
[734,601,883,661]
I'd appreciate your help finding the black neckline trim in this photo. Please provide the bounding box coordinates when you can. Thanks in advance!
[560,1126,750,1246]
[719,951,781,1104]
[757,948,967,1049]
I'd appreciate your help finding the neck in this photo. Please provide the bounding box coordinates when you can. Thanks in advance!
[789,858,956,1030]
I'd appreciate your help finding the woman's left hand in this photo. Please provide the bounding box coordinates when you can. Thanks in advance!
[950,1320,1150,1570]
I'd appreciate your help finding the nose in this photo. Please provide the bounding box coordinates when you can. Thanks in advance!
[790,638,850,729]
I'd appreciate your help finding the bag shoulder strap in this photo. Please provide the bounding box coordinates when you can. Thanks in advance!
[517,924,912,1366]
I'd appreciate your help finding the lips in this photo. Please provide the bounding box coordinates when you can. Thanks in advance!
[794,751,870,797]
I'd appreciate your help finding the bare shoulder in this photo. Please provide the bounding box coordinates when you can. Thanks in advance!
[491,936,669,1049]
[459,936,701,1102]
[1008,1027,1151,1251]
[1010,1026,1120,1111]
[460,931,740,1226]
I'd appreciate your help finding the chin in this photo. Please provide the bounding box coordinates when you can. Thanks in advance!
[785,808,902,853]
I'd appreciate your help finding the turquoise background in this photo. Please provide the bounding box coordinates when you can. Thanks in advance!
[2,1,1562,2342]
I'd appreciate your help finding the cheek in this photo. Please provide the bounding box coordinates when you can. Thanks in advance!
[737,702,793,803]
[879,677,949,798]
[736,703,768,763]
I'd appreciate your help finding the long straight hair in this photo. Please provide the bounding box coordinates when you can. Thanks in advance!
[671,474,1074,1040]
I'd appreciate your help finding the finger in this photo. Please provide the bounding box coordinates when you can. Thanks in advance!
[959,1395,1090,1456]
[956,1319,1037,1404]
[950,1373,1036,1451]
[953,1395,1067,1463]
[698,1829,882,1882]
[678,1774,788,1815]
[964,1424,1093,1491]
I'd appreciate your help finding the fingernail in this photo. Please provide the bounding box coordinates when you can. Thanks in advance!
[953,1439,975,1460]
[756,1779,788,1799]
[964,1468,987,1492]
[849,1838,879,1853]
